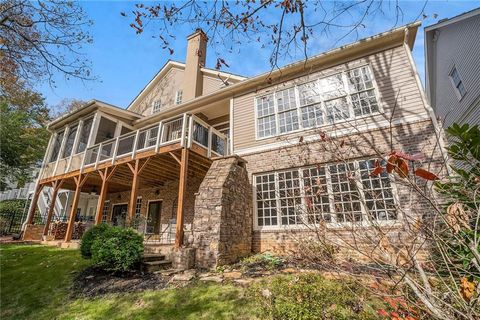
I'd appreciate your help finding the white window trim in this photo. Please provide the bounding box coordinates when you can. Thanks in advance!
[448,65,466,101]
[175,90,183,105]
[254,64,383,141]
[152,100,162,114]
[252,159,401,231]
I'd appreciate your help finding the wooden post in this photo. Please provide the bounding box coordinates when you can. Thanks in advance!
[26,184,44,224]
[126,158,150,222]
[175,148,189,248]
[94,166,117,225]
[43,180,64,236]
[65,174,89,242]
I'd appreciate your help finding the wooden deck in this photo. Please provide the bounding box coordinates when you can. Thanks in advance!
[26,113,228,245]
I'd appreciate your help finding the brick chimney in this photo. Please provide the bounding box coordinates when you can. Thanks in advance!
[183,28,208,101]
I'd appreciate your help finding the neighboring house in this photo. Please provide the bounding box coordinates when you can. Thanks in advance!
[24,24,444,269]
[425,8,480,129]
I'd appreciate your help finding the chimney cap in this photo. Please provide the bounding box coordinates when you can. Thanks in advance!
[187,28,208,41]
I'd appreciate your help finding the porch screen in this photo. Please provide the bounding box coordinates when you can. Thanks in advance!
[76,117,93,153]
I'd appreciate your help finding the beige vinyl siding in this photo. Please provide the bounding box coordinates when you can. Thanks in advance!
[130,68,185,116]
[202,75,224,95]
[233,45,428,152]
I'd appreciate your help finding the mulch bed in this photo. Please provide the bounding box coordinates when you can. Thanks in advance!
[71,266,172,298]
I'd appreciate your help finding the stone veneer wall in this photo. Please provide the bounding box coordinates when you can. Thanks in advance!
[192,156,252,269]
[239,120,445,262]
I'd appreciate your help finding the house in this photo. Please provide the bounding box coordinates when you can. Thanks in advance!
[23,23,444,269]
[425,8,480,129]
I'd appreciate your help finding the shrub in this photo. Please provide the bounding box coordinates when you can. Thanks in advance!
[80,223,111,259]
[91,227,144,272]
[249,273,383,320]
[240,253,284,271]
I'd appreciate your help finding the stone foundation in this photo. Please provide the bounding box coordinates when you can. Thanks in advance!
[192,156,252,269]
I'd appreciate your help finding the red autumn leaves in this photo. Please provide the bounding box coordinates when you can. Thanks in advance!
[370,151,439,181]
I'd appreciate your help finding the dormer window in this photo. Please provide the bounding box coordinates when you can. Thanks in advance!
[175,90,183,105]
[152,100,162,113]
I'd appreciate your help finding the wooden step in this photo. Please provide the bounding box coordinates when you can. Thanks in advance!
[143,260,172,273]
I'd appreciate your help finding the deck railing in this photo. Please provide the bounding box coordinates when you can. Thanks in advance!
[82,114,229,170]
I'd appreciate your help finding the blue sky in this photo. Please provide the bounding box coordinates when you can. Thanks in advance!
[39,1,480,109]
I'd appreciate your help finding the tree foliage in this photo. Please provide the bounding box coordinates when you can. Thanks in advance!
[0,89,50,190]
[0,0,93,88]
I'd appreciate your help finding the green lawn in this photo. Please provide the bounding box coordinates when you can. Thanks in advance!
[0,244,253,320]
[1,244,386,320]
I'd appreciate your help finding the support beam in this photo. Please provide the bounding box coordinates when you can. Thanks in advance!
[94,166,117,225]
[43,180,64,236]
[126,159,141,222]
[26,184,44,225]
[175,148,189,248]
[65,173,89,242]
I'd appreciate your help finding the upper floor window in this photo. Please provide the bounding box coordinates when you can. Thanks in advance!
[449,66,466,99]
[255,66,380,139]
[152,100,162,113]
[175,90,183,105]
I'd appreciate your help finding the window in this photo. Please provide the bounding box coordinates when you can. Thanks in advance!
[175,90,183,105]
[256,94,276,138]
[358,160,397,221]
[135,197,142,217]
[254,159,396,228]
[49,130,65,163]
[255,66,380,138]
[76,117,93,153]
[152,100,162,113]
[449,67,466,99]
[101,200,110,223]
[347,66,379,117]
[255,173,278,227]
[62,125,78,158]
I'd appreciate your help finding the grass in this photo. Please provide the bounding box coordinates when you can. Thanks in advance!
[1,244,252,320]
[1,245,386,319]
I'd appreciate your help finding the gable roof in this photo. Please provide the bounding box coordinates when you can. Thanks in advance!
[127,60,246,111]
[425,8,480,32]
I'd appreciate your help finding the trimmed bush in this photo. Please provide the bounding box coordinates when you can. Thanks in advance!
[80,223,111,259]
[91,227,144,272]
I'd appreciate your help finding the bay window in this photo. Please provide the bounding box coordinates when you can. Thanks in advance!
[254,159,397,228]
[255,65,380,138]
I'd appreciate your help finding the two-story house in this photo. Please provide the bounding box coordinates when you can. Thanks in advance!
[23,23,444,269]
